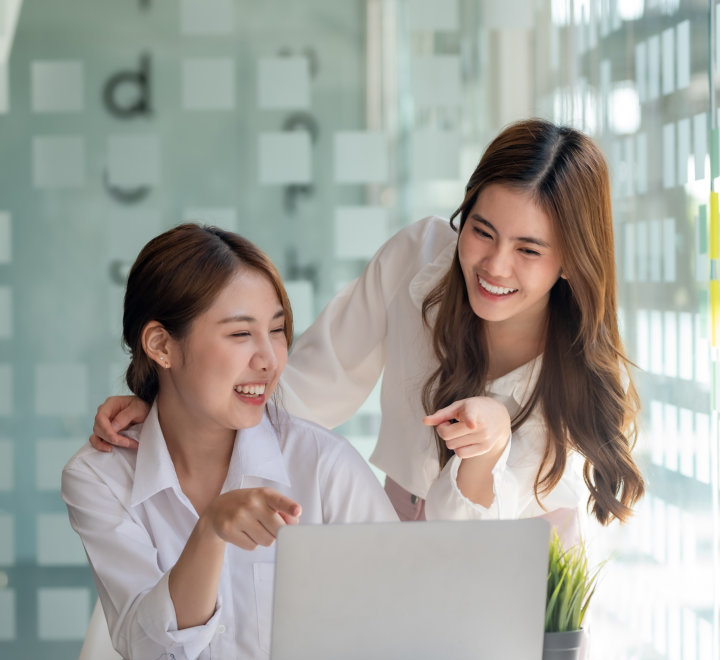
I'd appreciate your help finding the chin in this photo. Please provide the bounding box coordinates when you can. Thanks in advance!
[237,410,266,429]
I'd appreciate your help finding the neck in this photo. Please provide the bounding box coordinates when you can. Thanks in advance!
[155,393,235,477]
[485,313,546,380]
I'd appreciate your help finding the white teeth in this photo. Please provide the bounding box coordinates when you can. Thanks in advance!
[477,276,517,296]
[235,384,266,396]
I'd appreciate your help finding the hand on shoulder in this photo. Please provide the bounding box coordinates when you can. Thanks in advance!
[90,395,150,452]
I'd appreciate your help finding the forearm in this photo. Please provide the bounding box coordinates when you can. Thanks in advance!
[456,440,509,507]
[169,515,226,629]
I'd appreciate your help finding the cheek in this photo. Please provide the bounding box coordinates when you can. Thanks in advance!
[275,345,289,373]
[456,237,473,274]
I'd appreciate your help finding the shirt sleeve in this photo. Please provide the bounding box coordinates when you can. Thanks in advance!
[61,464,222,660]
[317,440,399,523]
[424,417,588,545]
[424,435,516,521]
[281,217,447,429]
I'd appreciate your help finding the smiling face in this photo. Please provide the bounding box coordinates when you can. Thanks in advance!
[457,183,564,336]
[158,267,288,437]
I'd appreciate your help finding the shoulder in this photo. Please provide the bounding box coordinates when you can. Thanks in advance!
[272,406,349,454]
[61,427,141,496]
[383,216,456,259]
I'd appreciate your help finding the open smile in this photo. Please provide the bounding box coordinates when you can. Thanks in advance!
[234,383,268,406]
[477,275,518,296]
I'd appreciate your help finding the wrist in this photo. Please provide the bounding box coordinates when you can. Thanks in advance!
[196,508,229,550]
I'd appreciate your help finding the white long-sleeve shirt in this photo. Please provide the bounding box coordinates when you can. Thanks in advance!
[282,216,587,523]
[62,404,397,660]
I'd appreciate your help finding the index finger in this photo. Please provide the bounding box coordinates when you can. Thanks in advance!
[422,401,462,427]
[423,401,475,429]
[266,491,302,521]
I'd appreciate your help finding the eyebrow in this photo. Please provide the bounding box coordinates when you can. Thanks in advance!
[218,309,285,324]
[470,215,552,249]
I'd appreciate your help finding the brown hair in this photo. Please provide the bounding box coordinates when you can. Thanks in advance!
[123,223,293,404]
[422,118,644,525]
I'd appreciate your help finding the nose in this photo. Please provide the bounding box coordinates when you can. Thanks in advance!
[482,244,513,278]
[250,336,279,372]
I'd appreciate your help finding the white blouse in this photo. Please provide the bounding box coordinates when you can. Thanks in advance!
[281,216,587,524]
[62,404,397,660]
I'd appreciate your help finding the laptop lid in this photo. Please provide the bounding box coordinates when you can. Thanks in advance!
[270,518,550,660]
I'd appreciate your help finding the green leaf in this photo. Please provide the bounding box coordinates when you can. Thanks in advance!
[544,530,607,633]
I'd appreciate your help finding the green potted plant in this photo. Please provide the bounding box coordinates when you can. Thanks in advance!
[543,531,605,660]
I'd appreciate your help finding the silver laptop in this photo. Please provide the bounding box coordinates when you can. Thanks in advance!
[270,519,550,660]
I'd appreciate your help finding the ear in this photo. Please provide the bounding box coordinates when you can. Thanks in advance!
[141,321,173,369]
[559,268,568,280]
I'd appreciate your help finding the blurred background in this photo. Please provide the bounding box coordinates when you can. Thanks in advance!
[0,0,717,658]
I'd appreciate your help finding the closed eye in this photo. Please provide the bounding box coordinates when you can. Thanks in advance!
[473,227,493,239]
[271,327,285,334]
[519,248,541,256]
[230,331,250,338]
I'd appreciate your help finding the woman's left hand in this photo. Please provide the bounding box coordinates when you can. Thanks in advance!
[423,396,511,459]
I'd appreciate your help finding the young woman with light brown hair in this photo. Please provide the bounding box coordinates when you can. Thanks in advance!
[90,119,644,542]
[420,119,643,527]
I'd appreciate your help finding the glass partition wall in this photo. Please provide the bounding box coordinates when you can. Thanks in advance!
[0,1,717,658]
[533,1,719,658]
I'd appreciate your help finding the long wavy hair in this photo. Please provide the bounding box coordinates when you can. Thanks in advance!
[422,118,644,525]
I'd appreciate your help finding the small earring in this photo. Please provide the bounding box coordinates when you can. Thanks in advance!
[161,358,169,368]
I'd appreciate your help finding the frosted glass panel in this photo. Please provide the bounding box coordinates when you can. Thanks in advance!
[334,206,389,259]
[34,364,88,417]
[0,365,11,416]
[180,0,233,35]
[407,0,459,31]
[284,280,314,334]
[334,131,388,184]
[37,589,89,640]
[182,58,236,110]
[32,136,85,189]
[257,57,310,110]
[36,514,86,566]
[107,135,160,187]
[412,130,460,180]
[412,55,461,107]
[0,63,8,113]
[0,286,11,339]
[31,60,84,113]
[258,132,312,184]
[0,211,9,263]
[0,440,13,491]
[0,513,14,564]
[35,439,83,491]
[0,591,16,640]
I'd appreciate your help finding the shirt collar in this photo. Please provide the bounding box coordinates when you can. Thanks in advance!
[130,403,292,507]
[130,402,181,507]
[224,408,291,491]
[487,355,543,406]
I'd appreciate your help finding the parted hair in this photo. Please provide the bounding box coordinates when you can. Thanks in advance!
[123,223,293,404]
[422,118,644,525]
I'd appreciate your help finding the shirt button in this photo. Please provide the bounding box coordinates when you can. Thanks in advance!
[217,624,226,634]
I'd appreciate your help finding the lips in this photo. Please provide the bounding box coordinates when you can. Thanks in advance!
[477,275,517,296]
[233,382,269,407]
[234,383,266,396]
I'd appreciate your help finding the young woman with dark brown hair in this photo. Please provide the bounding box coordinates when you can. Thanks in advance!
[90,119,644,543]
[62,224,396,659]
